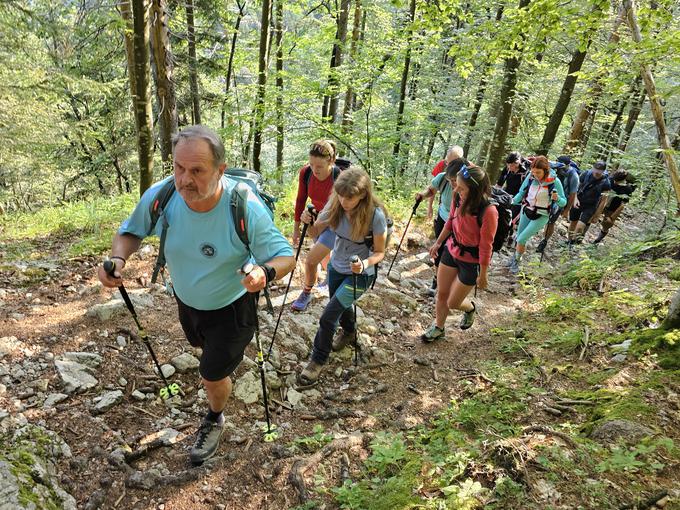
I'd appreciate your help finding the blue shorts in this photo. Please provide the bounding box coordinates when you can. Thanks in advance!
[316,228,336,249]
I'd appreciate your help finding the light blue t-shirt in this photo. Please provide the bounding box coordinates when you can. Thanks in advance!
[329,207,387,276]
[431,173,453,221]
[119,176,293,310]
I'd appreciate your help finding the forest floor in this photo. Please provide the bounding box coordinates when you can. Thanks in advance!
[1,209,679,510]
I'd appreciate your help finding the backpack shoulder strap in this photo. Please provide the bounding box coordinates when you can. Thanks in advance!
[150,178,177,284]
[303,165,313,188]
[476,199,492,228]
[230,182,251,250]
[332,165,341,181]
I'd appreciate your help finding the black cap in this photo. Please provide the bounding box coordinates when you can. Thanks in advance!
[557,155,571,165]
[593,160,607,171]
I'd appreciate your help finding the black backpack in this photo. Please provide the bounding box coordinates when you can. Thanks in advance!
[452,187,513,257]
[148,168,276,293]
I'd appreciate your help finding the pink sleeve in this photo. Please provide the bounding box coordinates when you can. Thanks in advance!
[478,205,499,266]
[294,166,309,222]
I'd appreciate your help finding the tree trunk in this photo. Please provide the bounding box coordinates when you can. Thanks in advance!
[252,0,271,173]
[322,0,351,123]
[601,77,641,162]
[623,0,680,209]
[186,0,201,125]
[616,85,645,158]
[275,0,284,181]
[221,0,247,130]
[392,0,417,175]
[536,41,591,155]
[663,287,680,330]
[340,0,362,140]
[463,68,489,158]
[563,5,625,156]
[150,0,177,173]
[122,0,155,195]
[485,0,531,184]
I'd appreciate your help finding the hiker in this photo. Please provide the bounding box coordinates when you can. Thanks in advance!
[416,157,469,296]
[507,156,567,274]
[593,169,636,243]
[298,167,387,383]
[536,155,580,253]
[427,146,464,219]
[97,125,295,465]
[291,140,342,311]
[568,160,612,245]
[496,152,529,236]
[420,165,498,341]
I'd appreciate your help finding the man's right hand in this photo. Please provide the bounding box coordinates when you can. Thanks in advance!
[98,259,124,288]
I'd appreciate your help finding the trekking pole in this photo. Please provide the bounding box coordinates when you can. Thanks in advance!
[265,204,316,361]
[103,260,180,400]
[240,262,278,442]
[386,196,422,279]
[350,255,361,367]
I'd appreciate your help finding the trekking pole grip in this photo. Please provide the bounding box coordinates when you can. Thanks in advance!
[103,259,116,277]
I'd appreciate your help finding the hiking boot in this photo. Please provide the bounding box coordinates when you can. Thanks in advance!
[332,329,355,352]
[420,324,445,343]
[536,238,547,253]
[189,418,225,465]
[460,302,476,330]
[315,276,329,293]
[425,277,437,297]
[508,257,520,275]
[299,360,323,384]
[592,232,606,244]
[291,290,313,311]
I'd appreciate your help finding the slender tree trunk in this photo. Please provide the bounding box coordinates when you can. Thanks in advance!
[322,0,351,123]
[252,0,271,173]
[623,0,680,209]
[616,86,646,157]
[150,0,177,173]
[485,0,531,183]
[463,68,489,158]
[186,0,201,125]
[392,0,417,175]
[563,5,625,156]
[275,0,284,181]
[601,76,641,162]
[536,41,591,155]
[341,0,362,140]
[221,0,247,129]
[122,0,154,195]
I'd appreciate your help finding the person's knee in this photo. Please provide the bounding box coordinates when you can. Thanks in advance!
[202,376,231,393]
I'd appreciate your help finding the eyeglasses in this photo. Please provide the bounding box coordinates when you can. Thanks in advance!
[459,165,479,186]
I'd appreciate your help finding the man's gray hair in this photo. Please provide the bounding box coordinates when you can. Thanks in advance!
[171,125,225,168]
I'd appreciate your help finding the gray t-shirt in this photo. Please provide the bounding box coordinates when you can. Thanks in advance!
[328,207,387,276]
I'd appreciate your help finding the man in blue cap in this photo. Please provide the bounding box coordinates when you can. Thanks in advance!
[567,160,611,245]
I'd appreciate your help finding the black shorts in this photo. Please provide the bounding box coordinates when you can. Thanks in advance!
[569,205,596,224]
[176,292,258,381]
[440,248,479,286]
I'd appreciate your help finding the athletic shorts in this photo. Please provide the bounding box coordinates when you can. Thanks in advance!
[569,205,597,224]
[548,206,564,224]
[315,228,336,250]
[440,248,479,286]
[176,291,257,381]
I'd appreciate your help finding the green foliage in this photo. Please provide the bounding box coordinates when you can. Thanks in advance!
[596,438,675,474]
[290,425,333,454]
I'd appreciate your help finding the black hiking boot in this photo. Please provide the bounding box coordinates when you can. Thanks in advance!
[592,232,606,244]
[536,238,547,253]
[426,277,437,297]
[460,302,476,330]
[189,417,225,465]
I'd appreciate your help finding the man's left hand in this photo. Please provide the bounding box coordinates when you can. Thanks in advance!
[241,265,267,292]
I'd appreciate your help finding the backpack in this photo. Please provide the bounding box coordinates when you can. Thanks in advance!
[302,157,351,189]
[452,188,513,257]
[149,168,277,286]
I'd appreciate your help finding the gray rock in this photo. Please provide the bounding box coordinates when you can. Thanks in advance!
[233,371,262,404]
[170,353,200,373]
[93,390,124,414]
[55,359,99,394]
[286,388,304,407]
[116,335,127,348]
[610,339,632,353]
[43,393,68,408]
[61,352,102,368]
[159,364,176,378]
[610,353,627,363]
[131,390,146,401]
[86,300,126,321]
[590,419,655,445]
[0,336,21,358]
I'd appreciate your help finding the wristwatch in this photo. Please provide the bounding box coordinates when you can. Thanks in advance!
[261,264,276,284]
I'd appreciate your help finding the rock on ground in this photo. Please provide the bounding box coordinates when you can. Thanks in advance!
[590,419,655,445]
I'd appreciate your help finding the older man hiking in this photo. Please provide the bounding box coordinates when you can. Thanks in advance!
[98,125,295,465]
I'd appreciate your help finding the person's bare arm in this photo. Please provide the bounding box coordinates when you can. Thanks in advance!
[97,233,143,287]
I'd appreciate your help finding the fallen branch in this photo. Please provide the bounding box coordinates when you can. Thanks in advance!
[522,425,577,449]
[289,433,365,503]
[620,490,668,510]
[579,326,590,361]
[298,408,365,420]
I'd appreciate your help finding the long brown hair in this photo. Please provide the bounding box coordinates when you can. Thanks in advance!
[531,155,550,180]
[323,167,386,240]
[457,164,491,217]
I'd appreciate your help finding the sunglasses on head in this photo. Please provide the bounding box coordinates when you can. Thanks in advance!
[459,165,479,186]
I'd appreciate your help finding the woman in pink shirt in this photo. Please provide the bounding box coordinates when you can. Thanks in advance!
[291,140,341,311]
[421,164,498,341]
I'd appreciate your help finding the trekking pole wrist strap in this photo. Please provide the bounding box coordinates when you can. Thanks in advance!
[110,256,126,267]
[261,264,276,284]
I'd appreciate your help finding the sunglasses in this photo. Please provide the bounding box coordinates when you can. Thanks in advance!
[459,165,479,186]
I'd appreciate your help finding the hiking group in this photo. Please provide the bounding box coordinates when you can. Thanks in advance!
[97,125,635,465]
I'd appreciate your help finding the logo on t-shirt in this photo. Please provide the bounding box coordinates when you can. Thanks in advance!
[200,243,216,258]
